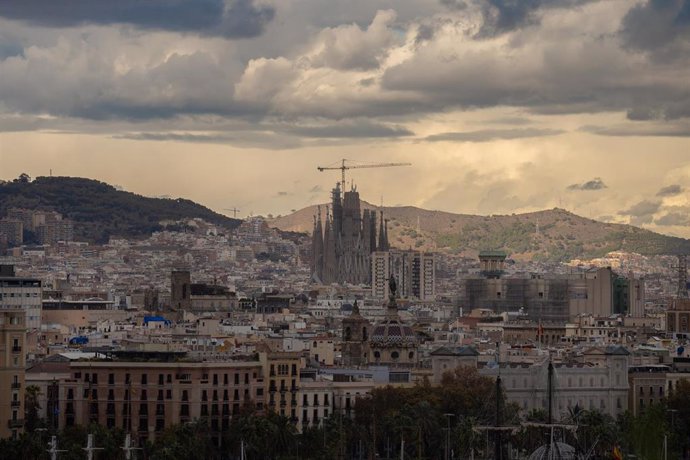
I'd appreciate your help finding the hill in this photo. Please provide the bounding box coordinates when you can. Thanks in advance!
[268,203,690,262]
[0,176,241,243]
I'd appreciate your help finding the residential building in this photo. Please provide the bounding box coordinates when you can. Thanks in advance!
[0,310,26,439]
[371,250,436,300]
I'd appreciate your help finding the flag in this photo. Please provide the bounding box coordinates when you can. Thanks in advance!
[612,445,623,460]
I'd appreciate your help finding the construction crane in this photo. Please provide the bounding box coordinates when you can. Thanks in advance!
[224,207,240,218]
[317,159,411,187]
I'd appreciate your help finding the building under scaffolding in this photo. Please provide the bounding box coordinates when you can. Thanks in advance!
[458,257,645,322]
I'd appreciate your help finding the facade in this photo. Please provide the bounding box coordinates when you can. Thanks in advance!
[57,358,264,443]
[628,363,690,416]
[429,345,479,383]
[503,322,566,347]
[170,270,192,311]
[42,299,124,330]
[0,310,26,439]
[259,349,302,421]
[0,219,23,247]
[480,346,630,420]
[0,274,42,330]
[5,209,73,245]
[297,380,333,432]
[667,298,690,338]
[311,183,387,285]
[341,301,371,367]
[458,267,641,322]
[371,250,436,301]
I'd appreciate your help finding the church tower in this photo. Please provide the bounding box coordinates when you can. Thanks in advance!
[341,300,371,367]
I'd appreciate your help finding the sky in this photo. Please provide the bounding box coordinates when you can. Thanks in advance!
[1,0,690,236]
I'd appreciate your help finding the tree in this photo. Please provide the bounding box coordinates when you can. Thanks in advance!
[24,385,43,433]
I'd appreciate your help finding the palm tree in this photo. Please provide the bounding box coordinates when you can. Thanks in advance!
[24,385,43,432]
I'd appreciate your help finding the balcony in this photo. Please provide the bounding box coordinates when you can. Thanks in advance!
[11,382,21,390]
[7,419,24,429]
[11,346,22,353]
[10,401,20,408]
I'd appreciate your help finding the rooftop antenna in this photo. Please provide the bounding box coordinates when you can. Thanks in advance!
[224,207,241,218]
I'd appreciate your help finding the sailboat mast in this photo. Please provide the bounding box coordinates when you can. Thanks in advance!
[548,361,554,425]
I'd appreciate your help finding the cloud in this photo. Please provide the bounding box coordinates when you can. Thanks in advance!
[657,184,684,197]
[424,127,562,142]
[619,0,690,59]
[286,120,413,139]
[618,200,662,226]
[566,177,607,191]
[656,211,690,226]
[0,0,275,39]
[581,122,690,136]
[114,131,302,150]
[440,0,468,11]
[476,0,596,37]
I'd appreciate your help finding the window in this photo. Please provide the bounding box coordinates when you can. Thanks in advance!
[141,374,147,385]
[108,374,115,385]
[391,351,399,360]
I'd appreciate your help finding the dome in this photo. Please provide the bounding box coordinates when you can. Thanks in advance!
[528,442,576,460]
[369,318,418,347]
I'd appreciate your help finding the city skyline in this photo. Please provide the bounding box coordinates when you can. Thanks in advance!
[1,1,690,237]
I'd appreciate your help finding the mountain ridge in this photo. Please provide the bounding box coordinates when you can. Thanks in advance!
[0,176,242,243]
[268,202,690,262]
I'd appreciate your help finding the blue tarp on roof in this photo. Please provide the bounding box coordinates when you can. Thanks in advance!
[144,316,171,325]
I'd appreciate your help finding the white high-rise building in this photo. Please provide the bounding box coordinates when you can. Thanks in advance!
[0,267,42,330]
[371,250,435,301]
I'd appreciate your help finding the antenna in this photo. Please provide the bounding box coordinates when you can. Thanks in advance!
[223,207,241,218]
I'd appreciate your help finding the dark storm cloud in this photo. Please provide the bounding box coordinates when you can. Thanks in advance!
[286,121,413,139]
[476,0,594,37]
[424,127,562,142]
[620,0,690,57]
[657,184,684,197]
[0,0,275,38]
[566,178,607,191]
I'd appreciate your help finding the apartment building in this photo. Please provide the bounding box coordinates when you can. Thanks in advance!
[56,356,264,443]
[0,310,26,439]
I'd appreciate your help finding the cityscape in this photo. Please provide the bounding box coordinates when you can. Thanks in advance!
[2,1,690,460]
